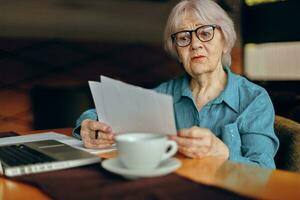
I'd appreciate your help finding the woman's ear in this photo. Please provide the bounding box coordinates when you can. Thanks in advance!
[220,34,228,54]
[222,45,229,54]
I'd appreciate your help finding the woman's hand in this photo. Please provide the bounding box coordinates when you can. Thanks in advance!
[80,119,115,148]
[170,126,229,159]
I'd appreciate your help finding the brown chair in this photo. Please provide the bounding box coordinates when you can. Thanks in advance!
[274,115,300,172]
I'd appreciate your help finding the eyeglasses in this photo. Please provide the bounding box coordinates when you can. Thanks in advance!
[171,25,220,47]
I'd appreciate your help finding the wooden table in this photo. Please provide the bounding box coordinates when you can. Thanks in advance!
[1,128,300,200]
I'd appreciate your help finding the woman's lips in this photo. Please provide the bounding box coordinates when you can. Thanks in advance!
[191,55,206,61]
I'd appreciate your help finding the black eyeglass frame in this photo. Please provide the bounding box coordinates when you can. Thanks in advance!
[171,24,220,47]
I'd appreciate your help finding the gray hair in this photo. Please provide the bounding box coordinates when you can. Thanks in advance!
[164,0,236,67]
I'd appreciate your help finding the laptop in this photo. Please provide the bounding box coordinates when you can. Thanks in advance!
[0,138,101,177]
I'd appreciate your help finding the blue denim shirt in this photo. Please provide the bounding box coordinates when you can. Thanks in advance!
[73,67,279,168]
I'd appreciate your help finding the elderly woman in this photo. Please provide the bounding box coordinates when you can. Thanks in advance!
[73,0,279,168]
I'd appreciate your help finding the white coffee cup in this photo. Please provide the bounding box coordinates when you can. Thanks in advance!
[115,133,178,170]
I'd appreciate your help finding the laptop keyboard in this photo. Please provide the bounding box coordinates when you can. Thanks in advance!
[0,144,56,167]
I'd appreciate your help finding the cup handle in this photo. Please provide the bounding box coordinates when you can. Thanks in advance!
[161,140,178,162]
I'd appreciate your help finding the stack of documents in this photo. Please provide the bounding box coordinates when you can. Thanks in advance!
[89,76,176,135]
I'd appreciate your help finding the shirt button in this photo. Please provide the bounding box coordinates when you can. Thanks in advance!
[230,129,234,137]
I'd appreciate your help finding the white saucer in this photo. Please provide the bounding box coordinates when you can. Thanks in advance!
[101,157,181,180]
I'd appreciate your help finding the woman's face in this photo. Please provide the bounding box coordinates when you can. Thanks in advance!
[175,14,225,78]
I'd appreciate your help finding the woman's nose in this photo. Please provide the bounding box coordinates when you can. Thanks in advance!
[191,32,203,50]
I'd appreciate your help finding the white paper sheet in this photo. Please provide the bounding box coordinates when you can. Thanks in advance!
[88,81,106,122]
[88,76,176,135]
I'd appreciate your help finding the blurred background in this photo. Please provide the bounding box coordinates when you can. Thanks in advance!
[0,0,299,132]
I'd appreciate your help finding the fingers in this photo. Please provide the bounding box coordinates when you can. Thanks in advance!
[82,119,112,133]
[178,146,206,159]
[170,127,228,159]
[81,119,113,138]
[169,128,213,159]
[97,131,115,140]
[177,126,211,138]
[82,134,115,149]
[170,135,211,158]
[88,131,114,140]
[88,131,98,139]
[80,119,115,149]
[171,135,212,149]
[83,138,115,149]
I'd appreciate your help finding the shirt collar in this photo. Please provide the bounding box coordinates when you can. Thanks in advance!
[173,67,239,113]
[173,73,193,103]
